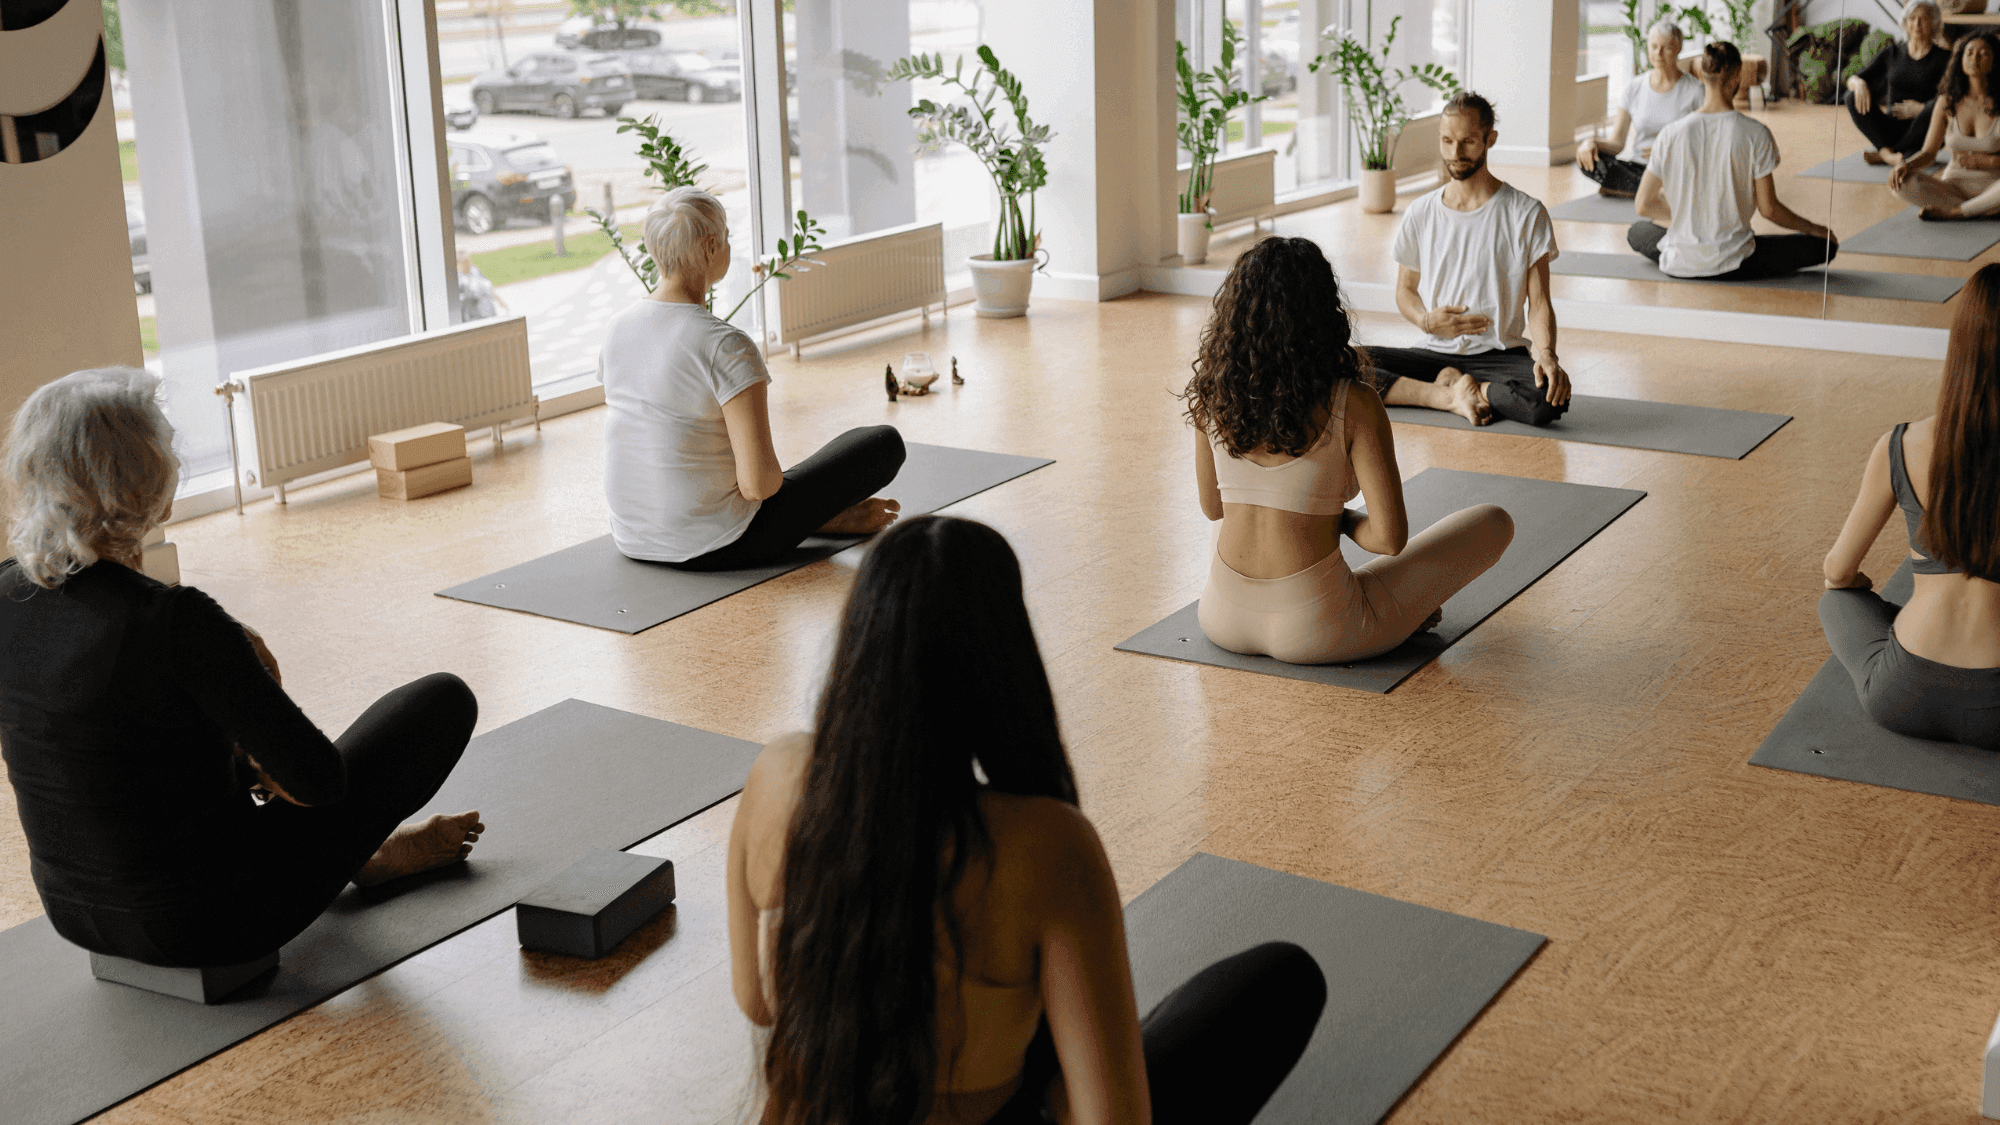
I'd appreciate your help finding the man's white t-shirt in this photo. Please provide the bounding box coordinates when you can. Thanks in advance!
[601,300,771,563]
[1647,110,1780,278]
[1618,71,1703,164]
[1392,181,1558,355]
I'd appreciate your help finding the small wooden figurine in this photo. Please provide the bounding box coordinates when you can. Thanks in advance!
[951,356,963,385]
[885,364,899,402]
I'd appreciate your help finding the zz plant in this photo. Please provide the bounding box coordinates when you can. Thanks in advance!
[1309,16,1460,172]
[1177,20,1267,216]
[885,46,1052,263]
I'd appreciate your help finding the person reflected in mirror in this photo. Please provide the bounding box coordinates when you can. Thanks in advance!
[1820,264,2000,749]
[1845,1,1950,168]
[1629,41,1838,278]
[1579,18,1703,197]
[1184,237,1514,666]
[455,247,509,322]
[728,515,1327,1124]
[1889,32,2000,220]
[0,368,485,970]
[1364,91,1572,429]
[601,187,903,571]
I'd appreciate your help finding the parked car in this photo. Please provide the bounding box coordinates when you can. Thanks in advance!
[126,189,149,295]
[443,88,478,130]
[625,50,742,103]
[447,130,575,235]
[469,52,633,119]
[1261,41,1299,96]
[555,19,661,52]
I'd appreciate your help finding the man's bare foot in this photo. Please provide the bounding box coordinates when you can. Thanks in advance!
[353,811,483,887]
[1418,607,1444,632]
[1438,369,1492,425]
[817,497,901,535]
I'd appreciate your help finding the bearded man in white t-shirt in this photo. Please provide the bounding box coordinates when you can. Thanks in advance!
[1365,91,1572,428]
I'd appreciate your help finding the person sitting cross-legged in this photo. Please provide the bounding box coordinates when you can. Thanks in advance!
[1364,90,1573,429]
[1577,18,1703,198]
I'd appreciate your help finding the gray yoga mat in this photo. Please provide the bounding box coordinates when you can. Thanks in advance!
[1547,193,1640,224]
[1549,249,1967,301]
[1114,470,1645,693]
[0,699,760,1125]
[1385,394,1790,459]
[1750,562,2000,804]
[436,443,1053,633]
[1836,205,2000,262]
[1124,853,1546,1125]
[1796,151,1946,183]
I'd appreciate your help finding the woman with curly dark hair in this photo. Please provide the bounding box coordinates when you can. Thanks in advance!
[1185,237,1514,665]
[1890,32,2000,219]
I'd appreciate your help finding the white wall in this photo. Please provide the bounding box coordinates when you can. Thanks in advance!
[1470,0,1580,165]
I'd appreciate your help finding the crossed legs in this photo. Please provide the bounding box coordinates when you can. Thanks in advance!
[1366,346,1568,427]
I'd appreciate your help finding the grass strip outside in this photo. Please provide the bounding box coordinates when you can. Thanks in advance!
[470,221,644,288]
[1224,120,1298,143]
[139,315,156,356]
[120,140,138,182]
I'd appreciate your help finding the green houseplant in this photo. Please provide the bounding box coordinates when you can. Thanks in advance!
[885,45,1052,318]
[1175,20,1266,264]
[1308,16,1459,213]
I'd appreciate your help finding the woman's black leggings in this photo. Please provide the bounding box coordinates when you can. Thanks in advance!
[1626,220,1837,280]
[989,941,1327,1125]
[1843,90,1935,159]
[1819,588,2000,751]
[1581,154,1647,196]
[45,674,478,967]
[664,425,906,572]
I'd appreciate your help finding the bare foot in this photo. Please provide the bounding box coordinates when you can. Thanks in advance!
[817,497,901,535]
[1861,149,1889,166]
[353,811,483,887]
[1438,369,1492,426]
[1418,607,1444,632]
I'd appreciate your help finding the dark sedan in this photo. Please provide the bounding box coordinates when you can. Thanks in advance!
[447,130,575,235]
[625,51,742,103]
[470,52,632,119]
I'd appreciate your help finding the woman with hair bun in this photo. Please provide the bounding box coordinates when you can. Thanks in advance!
[0,367,484,969]
[1182,237,1514,665]
[601,186,905,570]
[1820,264,2000,749]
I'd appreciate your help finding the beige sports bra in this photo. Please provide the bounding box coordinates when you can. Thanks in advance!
[1948,113,2000,154]
[1209,380,1359,515]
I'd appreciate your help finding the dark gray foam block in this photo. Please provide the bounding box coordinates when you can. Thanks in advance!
[0,699,759,1125]
[1796,151,1946,183]
[1547,193,1639,224]
[516,850,677,959]
[1750,562,2000,804]
[1386,393,1790,459]
[435,442,1053,633]
[1124,854,1545,1125]
[1115,470,1645,693]
[1549,250,1967,302]
[1836,205,2000,262]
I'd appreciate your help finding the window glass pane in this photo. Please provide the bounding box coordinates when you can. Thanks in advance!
[1579,0,1625,77]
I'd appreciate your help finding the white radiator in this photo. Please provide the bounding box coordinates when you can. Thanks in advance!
[1178,148,1277,232]
[1575,73,1610,132]
[226,316,538,503]
[775,221,946,354]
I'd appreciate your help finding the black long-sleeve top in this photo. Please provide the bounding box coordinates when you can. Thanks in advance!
[1854,40,1951,107]
[0,560,345,913]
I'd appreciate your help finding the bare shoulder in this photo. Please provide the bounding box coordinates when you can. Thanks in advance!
[981,792,1105,866]
[743,732,811,819]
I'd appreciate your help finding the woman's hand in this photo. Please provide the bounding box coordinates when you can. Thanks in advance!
[1825,571,1873,591]
[1889,159,1919,191]
[1848,76,1873,116]
[1891,99,1927,120]
[1577,137,1599,172]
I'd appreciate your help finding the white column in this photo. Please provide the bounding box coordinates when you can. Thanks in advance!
[1468,0,1579,167]
[1293,0,1341,186]
[793,0,916,241]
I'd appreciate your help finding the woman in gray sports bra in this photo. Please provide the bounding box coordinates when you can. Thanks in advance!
[1820,264,2000,750]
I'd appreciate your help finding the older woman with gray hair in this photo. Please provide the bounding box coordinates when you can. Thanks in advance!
[600,186,904,570]
[1578,18,1703,197]
[0,367,484,970]
[1845,0,1950,166]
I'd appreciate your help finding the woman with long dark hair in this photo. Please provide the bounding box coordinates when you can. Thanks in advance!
[1183,237,1514,665]
[1821,263,2000,748]
[726,516,1326,1124]
[1889,32,2000,219]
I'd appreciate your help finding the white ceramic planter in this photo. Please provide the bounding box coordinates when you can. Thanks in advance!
[1177,212,1214,265]
[967,254,1035,319]
[1359,169,1397,214]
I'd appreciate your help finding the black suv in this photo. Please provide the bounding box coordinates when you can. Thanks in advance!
[447,130,575,235]
[470,52,633,119]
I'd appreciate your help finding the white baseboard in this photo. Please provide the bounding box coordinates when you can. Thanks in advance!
[1033,266,1142,303]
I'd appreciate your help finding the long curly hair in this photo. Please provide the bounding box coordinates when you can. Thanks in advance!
[764,515,1077,1125]
[1939,32,1998,115]
[1181,236,1369,458]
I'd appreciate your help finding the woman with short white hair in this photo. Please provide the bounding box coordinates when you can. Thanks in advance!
[1845,0,1950,167]
[1577,18,1703,198]
[0,367,485,971]
[601,187,904,570]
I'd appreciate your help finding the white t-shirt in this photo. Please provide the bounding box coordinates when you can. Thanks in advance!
[1647,110,1780,278]
[1618,71,1703,164]
[601,301,771,563]
[1391,182,1558,355]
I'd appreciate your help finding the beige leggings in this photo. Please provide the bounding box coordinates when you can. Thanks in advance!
[1893,162,2000,217]
[1197,504,1514,665]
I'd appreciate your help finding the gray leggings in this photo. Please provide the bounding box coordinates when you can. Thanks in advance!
[1818,588,2000,750]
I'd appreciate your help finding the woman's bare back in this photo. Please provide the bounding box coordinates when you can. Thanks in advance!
[1891,418,2000,667]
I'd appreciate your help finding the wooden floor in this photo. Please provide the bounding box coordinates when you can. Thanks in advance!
[5,290,1994,1123]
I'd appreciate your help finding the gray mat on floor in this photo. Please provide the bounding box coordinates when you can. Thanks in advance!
[1547,193,1640,224]
[435,443,1053,633]
[0,699,760,1125]
[1114,470,1645,693]
[1750,563,2000,804]
[1548,250,1966,301]
[1836,205,2000,262]
[1796,151,1946,183]
[1124,853,1546,1125]
[1385,394,1790,459]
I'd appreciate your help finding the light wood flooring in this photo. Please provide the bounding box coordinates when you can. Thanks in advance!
[3,292,1992,1123]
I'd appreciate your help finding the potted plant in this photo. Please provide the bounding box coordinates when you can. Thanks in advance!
[1309,16,1460,214]
[1176,20,1266,265]
[886,46,1051,318]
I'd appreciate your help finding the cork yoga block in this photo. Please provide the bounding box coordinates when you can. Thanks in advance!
[368,422,467,472]
[377,456,472,501]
